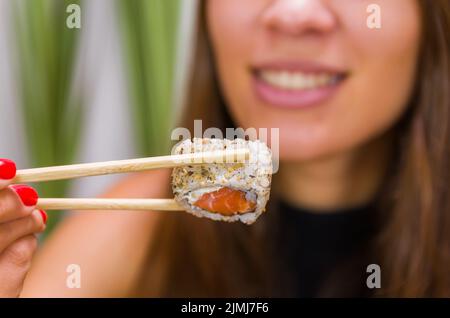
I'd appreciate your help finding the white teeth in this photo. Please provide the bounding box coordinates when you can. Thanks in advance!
[259,70,339,90]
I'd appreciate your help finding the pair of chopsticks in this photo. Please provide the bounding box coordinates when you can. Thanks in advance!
[13,149,250,211]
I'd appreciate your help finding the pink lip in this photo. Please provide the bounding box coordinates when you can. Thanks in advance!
[252,60,347,109]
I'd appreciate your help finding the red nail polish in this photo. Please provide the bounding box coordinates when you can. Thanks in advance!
[0,159,16,180]
[10,185,38,206]
[39,210,48,225]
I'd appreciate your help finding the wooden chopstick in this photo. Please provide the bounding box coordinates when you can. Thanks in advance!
[37,198,183,211]
[14,148,249,183]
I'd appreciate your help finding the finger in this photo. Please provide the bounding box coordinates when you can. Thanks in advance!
[0,159,16,190]
[0,210,46,255]
[0,185,38,223]
[0,235,37,298]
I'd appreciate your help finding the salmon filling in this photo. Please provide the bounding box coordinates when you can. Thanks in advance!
[194,187,257,216]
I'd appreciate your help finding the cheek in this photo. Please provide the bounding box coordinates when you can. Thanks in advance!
[208,0,259,64]
[208,0,260,117]
[332,0,421,149]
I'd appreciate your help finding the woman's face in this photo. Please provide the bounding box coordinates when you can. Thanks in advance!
[207,0,421,161]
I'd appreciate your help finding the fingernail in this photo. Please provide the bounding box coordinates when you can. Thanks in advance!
[0,159,16,180]
[10,185,39,206]
[39,210,48,225]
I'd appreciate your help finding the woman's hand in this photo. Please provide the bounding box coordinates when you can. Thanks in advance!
[0,159,47,298]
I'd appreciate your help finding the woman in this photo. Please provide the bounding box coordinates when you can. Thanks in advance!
[0,0,449,297]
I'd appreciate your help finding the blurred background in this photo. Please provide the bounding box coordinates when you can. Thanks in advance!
[0,0,196,233]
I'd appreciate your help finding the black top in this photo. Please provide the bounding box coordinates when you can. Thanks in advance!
[275,200,378,297]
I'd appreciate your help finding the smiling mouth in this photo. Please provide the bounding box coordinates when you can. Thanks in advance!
[252,65,348,109]
[256,70,346,91]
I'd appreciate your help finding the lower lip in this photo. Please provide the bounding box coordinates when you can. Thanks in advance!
[253,74,342,109]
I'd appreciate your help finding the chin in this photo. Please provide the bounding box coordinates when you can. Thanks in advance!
[279,141,331,162]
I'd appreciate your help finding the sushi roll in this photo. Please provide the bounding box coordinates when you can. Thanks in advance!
[172,138,272,225]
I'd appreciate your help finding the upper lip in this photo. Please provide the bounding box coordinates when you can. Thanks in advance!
[251,60,348,75]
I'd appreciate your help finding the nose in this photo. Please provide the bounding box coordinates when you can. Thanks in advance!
[261,0,337,36]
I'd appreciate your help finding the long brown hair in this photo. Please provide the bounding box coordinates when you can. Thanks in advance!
[137,0,450,297]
